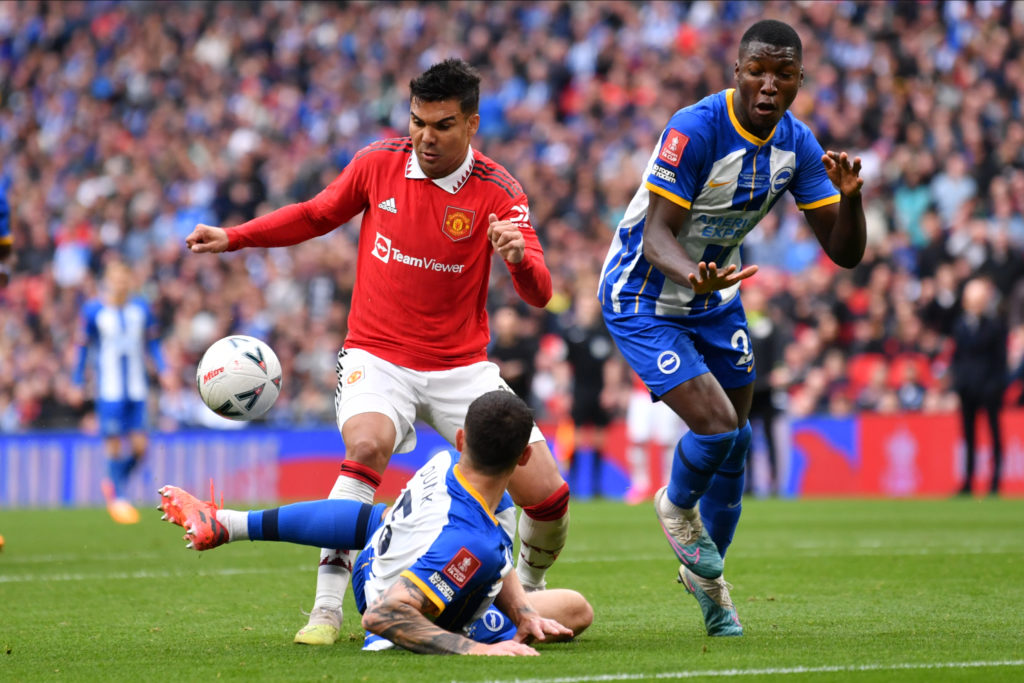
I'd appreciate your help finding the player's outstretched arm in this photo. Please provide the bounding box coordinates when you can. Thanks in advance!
[805,151,866,269]
[362,577,538,656]
[643,194,758,293]
[185,224,230,253]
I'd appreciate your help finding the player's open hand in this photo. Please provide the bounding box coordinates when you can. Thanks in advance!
[185,224,230,253]
[470,640,539,656]
[822,151,863,198]
[513,615,573,645]
[488,213,525,264]
[688,261,758,293]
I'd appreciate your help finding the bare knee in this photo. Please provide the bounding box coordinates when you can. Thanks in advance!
[341,413,397,473]
[528,588,593,640]
[662,376,741,435]
[564,591,594,637]
[343,434,393,474]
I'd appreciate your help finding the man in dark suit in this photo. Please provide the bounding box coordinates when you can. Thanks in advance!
[951,278,1008,496]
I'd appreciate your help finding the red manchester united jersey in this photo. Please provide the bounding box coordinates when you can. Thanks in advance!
[225,139,552,370]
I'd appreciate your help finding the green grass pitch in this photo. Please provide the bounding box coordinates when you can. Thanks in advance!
[2,497,1023,682]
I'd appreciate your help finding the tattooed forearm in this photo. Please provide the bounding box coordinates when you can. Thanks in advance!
[363,577,478,655]
[374,608,475,655]
[514,604,538,619]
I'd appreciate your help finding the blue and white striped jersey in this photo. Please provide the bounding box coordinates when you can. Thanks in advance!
[600,89,839,317]
[0,176,11,248]
[358,450,517,635]
[73,296,165,402]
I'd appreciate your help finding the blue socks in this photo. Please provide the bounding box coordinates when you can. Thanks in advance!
[667,428,739,509]
[699,421,751,558]
[247,500,388,550]
[107,456,138,498]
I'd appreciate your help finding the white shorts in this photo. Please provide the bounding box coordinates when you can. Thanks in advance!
[335,348,545,454]
[626,391,687,446]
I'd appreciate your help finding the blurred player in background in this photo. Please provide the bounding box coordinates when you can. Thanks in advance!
[743,285,786,497]
[186,58,570,645]
[0,175,11,288]
[599,20,865,636]
[562,289,617,499]
[489,305,539,403]
[158,391,591,656]
[71,261,173,524]
[952,277,1007,496]
[624,372,687,505]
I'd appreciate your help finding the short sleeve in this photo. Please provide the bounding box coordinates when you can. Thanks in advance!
[790,126,840,210]
[644,112,708,210]
[400,535,494,614]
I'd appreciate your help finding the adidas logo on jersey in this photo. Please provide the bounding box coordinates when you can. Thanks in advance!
[378,197,397,214]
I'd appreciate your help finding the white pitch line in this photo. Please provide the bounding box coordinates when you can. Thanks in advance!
[0,551,166,565]
[0,564,310,583]
[467,659,1024,683]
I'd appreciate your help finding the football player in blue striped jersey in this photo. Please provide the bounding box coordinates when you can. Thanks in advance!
[599,19,865,636]
[0,176,12,288]
[72,261,173,524]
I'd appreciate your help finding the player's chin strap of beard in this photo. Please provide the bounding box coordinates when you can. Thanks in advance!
[516,482,570,591]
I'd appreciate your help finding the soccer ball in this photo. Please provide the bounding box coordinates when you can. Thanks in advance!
[196,335,282,421]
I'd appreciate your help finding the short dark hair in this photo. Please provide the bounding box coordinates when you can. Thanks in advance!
[409,58,481,115]
[463,390,534,475]
[739,20,802,61]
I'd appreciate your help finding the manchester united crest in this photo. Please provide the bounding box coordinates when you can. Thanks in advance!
[442,206,476,242]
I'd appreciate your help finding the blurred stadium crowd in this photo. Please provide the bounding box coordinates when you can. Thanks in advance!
[1,0,1023,433]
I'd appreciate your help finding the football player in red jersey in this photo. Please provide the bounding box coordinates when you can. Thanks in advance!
[186,59,570,646]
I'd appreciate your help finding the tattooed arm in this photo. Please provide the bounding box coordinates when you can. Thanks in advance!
[361,576,538,656]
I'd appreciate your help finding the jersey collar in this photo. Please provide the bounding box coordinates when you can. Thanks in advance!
[725,88,776,146]
[453,463,499,526]
[405,145,475,194]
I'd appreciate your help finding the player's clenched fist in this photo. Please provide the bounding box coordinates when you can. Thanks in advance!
[488,213,525,264]
[185,224,230,253]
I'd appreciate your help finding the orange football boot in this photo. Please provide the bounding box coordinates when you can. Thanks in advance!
[157,483,228,550]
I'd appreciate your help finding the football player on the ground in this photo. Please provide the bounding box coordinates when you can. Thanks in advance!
[159,391,592,655]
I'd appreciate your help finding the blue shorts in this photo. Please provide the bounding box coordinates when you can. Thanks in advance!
[603,295,756,398]
[96,400,147,436]
[462,605,518,643]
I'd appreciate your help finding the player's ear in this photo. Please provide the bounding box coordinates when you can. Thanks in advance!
[467,112,480,137]
[518,443,534,468]
[799,65,805,88]
[733,59,740,82]
[455,428,466,453]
